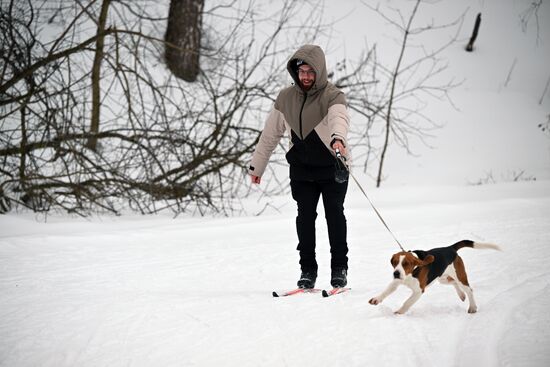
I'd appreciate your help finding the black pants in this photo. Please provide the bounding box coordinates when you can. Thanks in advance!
[290,179,348,272]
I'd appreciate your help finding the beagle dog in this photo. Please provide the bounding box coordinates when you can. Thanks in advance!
[369,240,501,314]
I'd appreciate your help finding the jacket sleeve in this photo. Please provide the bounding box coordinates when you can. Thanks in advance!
[248,107,287,177]
[328,100,350,147]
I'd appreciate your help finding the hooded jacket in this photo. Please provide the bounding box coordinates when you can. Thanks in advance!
[248,45,350,180]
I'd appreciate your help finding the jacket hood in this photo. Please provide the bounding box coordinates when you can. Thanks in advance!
[287,45,328,93]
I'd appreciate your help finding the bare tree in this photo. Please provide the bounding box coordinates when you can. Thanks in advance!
[354,0,464,187]
[0,0,327,215]
[0,0,465,214]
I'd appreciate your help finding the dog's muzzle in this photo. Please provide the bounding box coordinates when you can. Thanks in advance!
[393,270,401,279]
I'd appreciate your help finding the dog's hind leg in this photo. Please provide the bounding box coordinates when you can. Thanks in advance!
[454,256,477,313]
[452,282,467,302]
[460,284,477,313]
[439,276,467,301]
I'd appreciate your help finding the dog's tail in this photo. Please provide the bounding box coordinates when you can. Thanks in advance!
[452,240,502,252]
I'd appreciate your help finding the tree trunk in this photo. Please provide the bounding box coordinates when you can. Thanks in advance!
[164,0,204,82]
[87,0,111,151]
[466,13,481,52]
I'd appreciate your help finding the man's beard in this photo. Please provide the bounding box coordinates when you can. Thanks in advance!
[300,80,313,90]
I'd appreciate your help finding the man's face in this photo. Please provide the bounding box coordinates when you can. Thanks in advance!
[298,64,316,91]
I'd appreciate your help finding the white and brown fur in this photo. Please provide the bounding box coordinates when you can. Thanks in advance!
[369,240,501,314]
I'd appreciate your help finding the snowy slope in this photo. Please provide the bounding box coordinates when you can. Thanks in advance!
[1,180,550,367]
[323,0,550,185]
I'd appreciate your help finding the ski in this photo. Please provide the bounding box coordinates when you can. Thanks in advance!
[321,287,351,297]
[272,288,322,297]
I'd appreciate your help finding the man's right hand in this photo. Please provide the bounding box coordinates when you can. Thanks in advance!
[251,175,261,184]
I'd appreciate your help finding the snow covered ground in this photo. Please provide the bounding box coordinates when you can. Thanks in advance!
[1,179,550,366]
[1,0,549,366]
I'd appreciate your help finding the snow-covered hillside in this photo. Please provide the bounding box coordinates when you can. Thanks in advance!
[324,0,550,185]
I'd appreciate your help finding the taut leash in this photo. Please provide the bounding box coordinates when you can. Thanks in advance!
[335,149,407,252]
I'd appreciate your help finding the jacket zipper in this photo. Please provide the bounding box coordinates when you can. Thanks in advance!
[299,92,307,139]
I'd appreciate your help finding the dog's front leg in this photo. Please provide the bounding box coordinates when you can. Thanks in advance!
[395,289,422,315]
[369,279,400,305]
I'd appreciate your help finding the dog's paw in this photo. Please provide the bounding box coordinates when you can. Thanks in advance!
[394,305,410,314]
[369,297,381,305]
[468,306,477,314]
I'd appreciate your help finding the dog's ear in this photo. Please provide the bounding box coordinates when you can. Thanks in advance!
[418,255,434,266]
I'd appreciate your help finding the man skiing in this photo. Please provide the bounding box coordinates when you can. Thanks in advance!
[249,44,351,289]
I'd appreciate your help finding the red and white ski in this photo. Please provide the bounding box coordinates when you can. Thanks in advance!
[272,288,322,297]
[321,287,351,297]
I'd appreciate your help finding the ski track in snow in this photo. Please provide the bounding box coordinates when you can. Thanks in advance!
[1,181,549,367]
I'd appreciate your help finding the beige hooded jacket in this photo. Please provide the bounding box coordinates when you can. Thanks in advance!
[248,45,350,178]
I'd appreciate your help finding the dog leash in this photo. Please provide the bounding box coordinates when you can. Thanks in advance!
[335,149,407,252]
